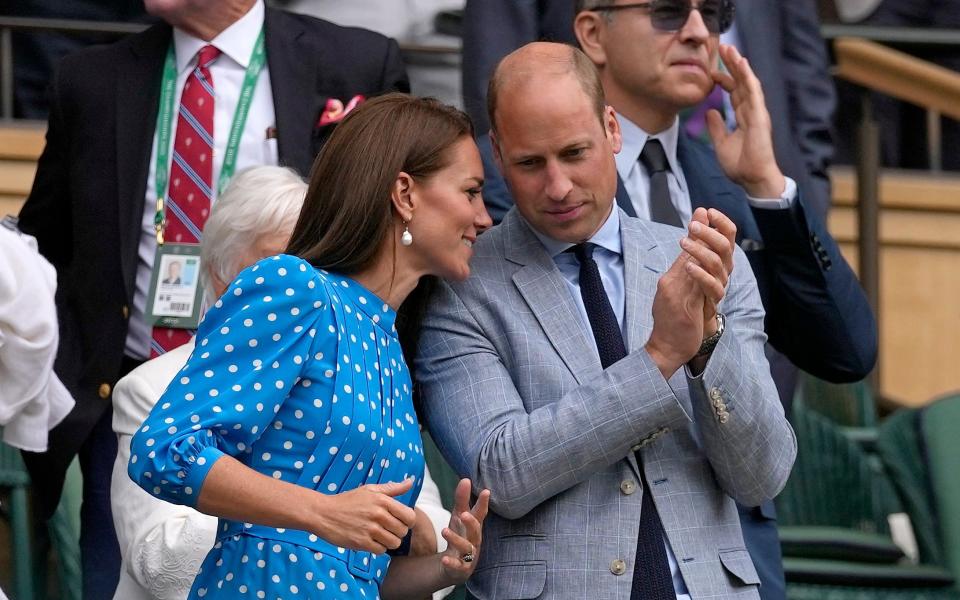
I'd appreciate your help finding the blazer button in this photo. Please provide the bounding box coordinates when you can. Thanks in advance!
[122,305,130,319]
[98,383,112,399]
[610,559,627,576]
[620,480,637,495]
[718,412,729,424]
[709,387,723,402]
[631,443,643,453]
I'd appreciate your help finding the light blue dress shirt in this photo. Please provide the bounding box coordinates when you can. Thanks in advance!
[530,206,692,600]
[614,115,797,219]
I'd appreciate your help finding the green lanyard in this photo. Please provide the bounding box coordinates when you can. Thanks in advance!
[154,28,266,245]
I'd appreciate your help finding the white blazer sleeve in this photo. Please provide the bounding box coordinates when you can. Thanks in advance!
[111,353,218,600]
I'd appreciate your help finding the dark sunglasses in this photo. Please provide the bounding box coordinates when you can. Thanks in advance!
[589,0,736,34]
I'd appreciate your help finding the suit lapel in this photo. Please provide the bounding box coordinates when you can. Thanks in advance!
[503,213,600,385]
[620,217,661,355]
[620,216,664,481]
[265,7,321,176]
[116,24,170,301]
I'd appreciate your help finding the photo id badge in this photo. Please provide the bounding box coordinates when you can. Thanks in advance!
[146,244,204,329]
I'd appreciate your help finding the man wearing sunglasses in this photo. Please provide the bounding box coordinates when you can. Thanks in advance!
[462,0,838,226]
[573,1,876,599]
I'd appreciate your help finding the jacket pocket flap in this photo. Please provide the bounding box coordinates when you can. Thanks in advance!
[719,548,761,586]
[468,560,547,599]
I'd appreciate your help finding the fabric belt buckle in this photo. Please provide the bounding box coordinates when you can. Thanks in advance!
[348,549,374,580]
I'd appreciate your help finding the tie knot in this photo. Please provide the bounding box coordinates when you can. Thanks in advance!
[639,138,670,174]
[197,45,221,69]
[569,242,596,263]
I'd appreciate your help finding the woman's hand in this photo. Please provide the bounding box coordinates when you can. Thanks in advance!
[310,478,418,554]
[439,479,491,583]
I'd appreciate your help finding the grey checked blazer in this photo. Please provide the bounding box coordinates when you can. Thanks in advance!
[415,208,797,599]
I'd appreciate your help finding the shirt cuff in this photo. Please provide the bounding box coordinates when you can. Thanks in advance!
[746,176,797,210]
[182,445,226,507]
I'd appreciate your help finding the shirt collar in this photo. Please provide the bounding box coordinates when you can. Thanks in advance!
[614,113,687,194]
[173,0,264,73]
[529,204,623,259]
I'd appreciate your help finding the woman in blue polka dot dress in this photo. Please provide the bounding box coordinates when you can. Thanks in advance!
[129,94,492,599]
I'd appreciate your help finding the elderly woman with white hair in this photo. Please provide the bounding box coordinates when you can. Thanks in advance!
[109,166,452,600]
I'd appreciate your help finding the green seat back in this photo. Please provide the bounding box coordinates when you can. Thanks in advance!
[777,400,895,534]
[920,393,960,585]
[0,440,30,486]
[877,408,945,567]
[783,557,954,588]
[795,373,878,428]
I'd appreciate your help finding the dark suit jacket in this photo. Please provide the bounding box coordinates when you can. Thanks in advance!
[614,135,877,383]
[16,7,409,515]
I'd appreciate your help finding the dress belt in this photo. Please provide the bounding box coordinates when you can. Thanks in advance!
[216,519,390,584]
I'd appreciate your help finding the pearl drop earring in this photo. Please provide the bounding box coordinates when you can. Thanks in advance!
[401,220,413,246]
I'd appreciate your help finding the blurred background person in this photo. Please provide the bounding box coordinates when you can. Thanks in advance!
[15,1,408,597]
[282,0,465,107]
[111,166,454,600]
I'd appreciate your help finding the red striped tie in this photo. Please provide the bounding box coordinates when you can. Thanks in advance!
[151,44,221,357]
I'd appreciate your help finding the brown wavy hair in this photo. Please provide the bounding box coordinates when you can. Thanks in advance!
[287,93,474,274]
[286,94,475,412]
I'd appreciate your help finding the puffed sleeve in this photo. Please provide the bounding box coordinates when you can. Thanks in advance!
[129,255,329,507]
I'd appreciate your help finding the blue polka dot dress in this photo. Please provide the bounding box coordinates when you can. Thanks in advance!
[129,254,425,599]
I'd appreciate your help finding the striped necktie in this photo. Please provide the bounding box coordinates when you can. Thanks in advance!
[151,44,221,357]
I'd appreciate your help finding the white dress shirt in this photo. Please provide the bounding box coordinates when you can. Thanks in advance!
[614,114,797,226]
[127,0,277,360]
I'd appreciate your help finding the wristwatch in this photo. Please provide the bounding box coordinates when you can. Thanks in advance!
[695,313,726,358]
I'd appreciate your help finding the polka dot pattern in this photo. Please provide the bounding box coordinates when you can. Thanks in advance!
[129,255,424,598]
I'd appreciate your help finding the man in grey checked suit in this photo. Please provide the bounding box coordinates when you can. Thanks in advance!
[415,43,796,599]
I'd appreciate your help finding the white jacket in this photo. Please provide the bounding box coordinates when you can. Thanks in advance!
[0,224,73,452]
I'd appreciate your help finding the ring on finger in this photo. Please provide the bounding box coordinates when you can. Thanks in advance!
[461,545,475,563]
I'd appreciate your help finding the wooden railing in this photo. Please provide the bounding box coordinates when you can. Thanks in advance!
[0,121,43,217]
[832,37,960,398]
[835,37,960,122]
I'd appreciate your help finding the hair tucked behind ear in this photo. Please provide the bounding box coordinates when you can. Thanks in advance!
[286,93,473,274]
[286,93,474,419]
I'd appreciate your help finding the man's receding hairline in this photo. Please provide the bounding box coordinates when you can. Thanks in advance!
[491,43,605,133]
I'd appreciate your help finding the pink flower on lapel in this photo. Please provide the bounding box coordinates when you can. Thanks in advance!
[317,95,366,127]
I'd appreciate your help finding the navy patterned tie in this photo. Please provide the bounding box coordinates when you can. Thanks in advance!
[570,243,676,600]
[572,243,625,369]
